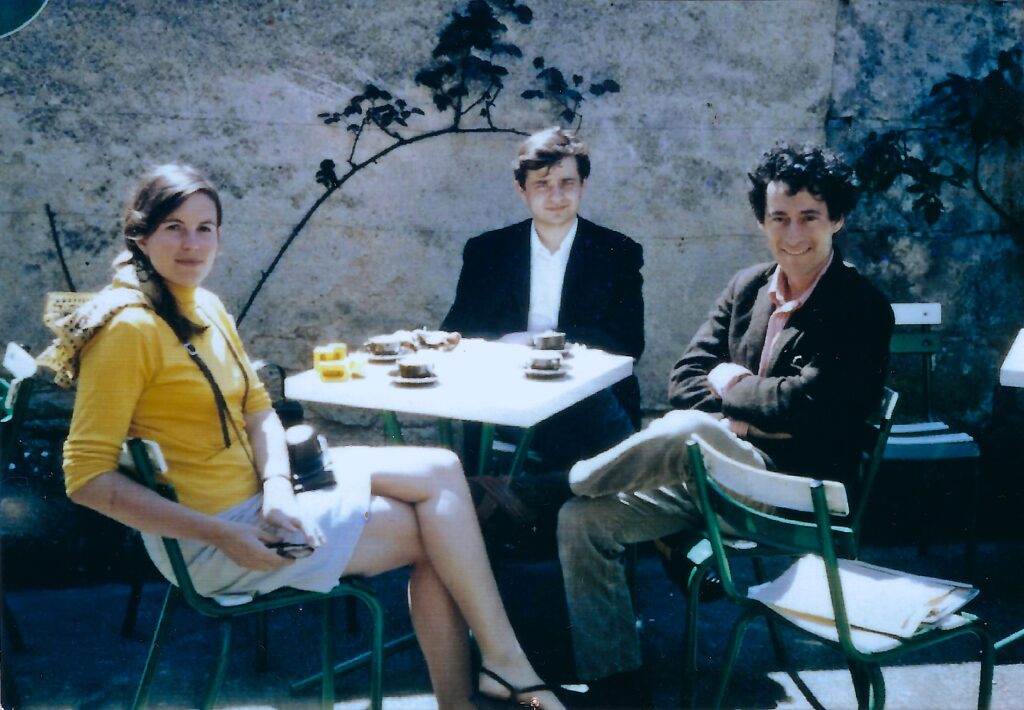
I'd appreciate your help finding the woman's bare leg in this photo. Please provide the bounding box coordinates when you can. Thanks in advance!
[346,495,471,708]
[343,447,563,709]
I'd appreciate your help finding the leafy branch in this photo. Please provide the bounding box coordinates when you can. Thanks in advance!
[855,130,968,225]
[237,0,620,323]
[521,57,620,130]
[853,46,1024,234]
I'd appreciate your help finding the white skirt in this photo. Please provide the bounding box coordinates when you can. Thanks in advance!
[143,446,374,601]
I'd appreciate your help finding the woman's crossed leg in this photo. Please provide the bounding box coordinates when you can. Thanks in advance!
[343,446,564,710]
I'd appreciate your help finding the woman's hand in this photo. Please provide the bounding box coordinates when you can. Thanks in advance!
[210,520,293,571]
[261,477,325,548]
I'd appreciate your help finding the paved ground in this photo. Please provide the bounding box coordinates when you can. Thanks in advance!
[4,423,1024,708]
[4,539,1024,710]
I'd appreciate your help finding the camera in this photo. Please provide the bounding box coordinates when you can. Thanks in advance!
[285,424,337,493]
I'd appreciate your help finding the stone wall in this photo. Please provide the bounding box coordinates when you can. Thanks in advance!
[2,0,1021,430]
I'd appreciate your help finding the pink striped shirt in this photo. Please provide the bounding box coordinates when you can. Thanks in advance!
[757,251,834,376]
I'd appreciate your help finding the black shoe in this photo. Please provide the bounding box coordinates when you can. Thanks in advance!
[471,667,584,709]
[654,533,725,603]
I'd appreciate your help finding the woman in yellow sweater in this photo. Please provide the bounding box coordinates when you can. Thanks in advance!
[46,164,566,710]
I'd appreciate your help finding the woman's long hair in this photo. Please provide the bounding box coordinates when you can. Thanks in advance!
[121,164,223,342]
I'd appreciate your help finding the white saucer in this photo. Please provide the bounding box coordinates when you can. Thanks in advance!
[524,367,568,379]
[367,351,406,363]
[391,375,439,386]
[532,345,573,358]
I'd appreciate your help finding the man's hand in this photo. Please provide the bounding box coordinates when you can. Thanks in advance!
[209,520,293,571]
[707,362,753,398]
[261,477,325,548]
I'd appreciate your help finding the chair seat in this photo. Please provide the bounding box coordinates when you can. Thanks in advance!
[763,603,974,654]
[884,434,979,461]
[890,421,950,435]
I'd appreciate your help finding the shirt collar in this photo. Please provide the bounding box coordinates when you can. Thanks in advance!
[530,218,578,262]
[768,250,834,309]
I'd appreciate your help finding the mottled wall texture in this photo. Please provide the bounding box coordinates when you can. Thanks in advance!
[2,0,1022,430]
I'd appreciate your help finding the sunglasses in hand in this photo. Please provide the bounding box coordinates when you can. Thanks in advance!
[265,540,316,560]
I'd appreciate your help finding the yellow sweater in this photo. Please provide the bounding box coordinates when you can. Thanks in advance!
[63,284,272,515]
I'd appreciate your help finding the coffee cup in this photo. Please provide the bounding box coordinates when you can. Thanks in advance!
[533,330,566,351]
[398,359,435,379]
[366,336,402,356]
[529,353,562,371]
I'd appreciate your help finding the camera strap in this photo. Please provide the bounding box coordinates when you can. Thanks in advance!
[175,307,255,469]
[182,341,232,450]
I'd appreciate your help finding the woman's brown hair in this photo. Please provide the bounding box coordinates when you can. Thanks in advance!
[122,164,223,342]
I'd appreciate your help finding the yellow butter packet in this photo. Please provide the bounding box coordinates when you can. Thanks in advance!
[313,342,348,366]
[316,359,350,381]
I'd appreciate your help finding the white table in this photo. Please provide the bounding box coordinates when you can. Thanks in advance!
[286,338,634,475]
[999,328,1024,389]
[997,329,1024,652]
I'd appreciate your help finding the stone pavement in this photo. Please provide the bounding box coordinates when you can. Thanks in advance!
[4,540,1024,709]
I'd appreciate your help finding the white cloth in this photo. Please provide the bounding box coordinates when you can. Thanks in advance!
[527,219,578,333]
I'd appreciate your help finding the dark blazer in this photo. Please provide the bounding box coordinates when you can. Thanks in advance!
[442,217,645,426]
[668,253,894,485]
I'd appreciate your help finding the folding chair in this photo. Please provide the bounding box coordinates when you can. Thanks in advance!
[122,438,385,710]
[885,303,980,577]
[1,342,38,708]
[686,433,994,710]
[679,387,900,707]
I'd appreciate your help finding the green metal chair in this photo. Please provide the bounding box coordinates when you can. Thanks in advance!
[885,303,981,577]
[1,342,38,709]
[685,432,994,710]
[679,387,900,707]
[122,438,385,710]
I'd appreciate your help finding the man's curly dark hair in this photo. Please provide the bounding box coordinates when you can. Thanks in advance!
[748,145,860,223]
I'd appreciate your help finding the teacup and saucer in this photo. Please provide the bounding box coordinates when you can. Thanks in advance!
[524,352,569,379]
[391,358,438,386]
[365,336,404,362]
[532,329,572,357]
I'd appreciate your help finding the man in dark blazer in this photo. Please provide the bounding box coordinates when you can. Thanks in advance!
[442,127,644,468]
[557,145,894,704]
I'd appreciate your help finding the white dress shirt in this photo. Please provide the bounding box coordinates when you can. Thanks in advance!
[527,219,578,333]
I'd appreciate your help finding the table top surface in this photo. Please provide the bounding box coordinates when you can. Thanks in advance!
[285,338,634,428]
[1000,328,1024,388]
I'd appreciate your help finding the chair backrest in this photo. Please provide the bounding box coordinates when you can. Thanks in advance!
[889,302,941,421]
[686,435,864,654]
[122,438,223,615]
[1,343,38,475]
[849,386,899,542]
[687,434,854,558]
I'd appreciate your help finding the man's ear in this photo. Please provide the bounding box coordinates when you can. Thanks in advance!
[514,179,528,203]
[831,215,845,234]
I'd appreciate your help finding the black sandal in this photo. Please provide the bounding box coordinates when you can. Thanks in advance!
[471,667,569,709]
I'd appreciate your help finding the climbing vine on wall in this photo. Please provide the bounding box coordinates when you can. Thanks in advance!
[235,0,619,323]
[853,46,1023,236]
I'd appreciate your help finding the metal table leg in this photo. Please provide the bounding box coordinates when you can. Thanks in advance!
[437,419,454,449]
[381,411,404,444]
[477,423,495,477]
[508,427,535,477]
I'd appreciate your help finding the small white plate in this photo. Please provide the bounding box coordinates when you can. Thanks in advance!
[367,351,407,363]
[532,345,573,358]
[524,367,568,379]
[391,375,439,386]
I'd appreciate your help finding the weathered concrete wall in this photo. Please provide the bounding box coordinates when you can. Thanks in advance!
[827,0,1024,427]
[1,0,1021,430]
